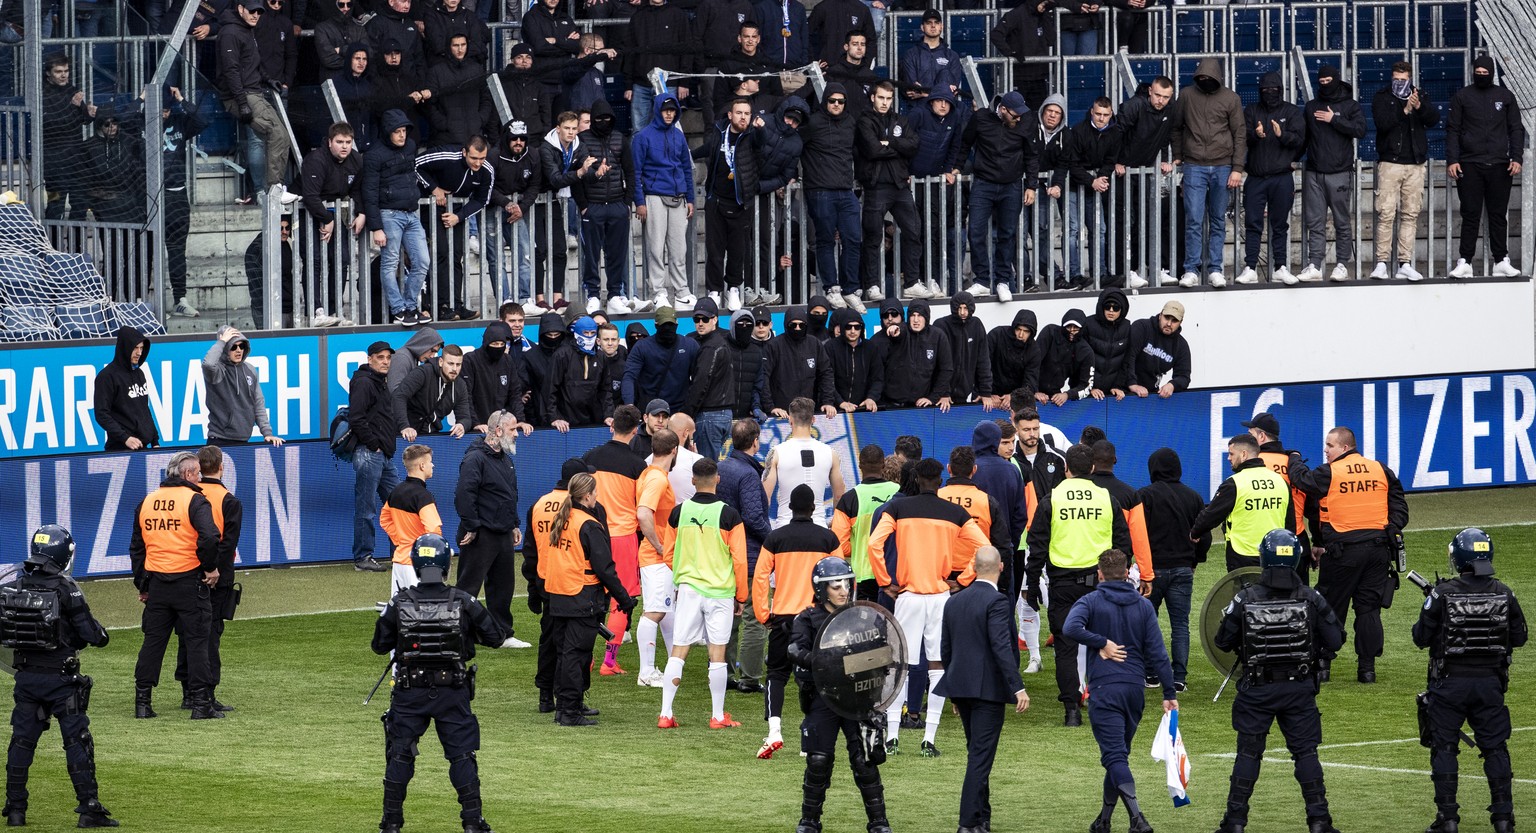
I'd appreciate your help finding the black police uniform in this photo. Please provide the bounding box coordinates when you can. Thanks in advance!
[1213,566,1345,833]
[1412,572,1528,832]
[788,603,891,833]
[372,578,506,833]
[0,563,114,827]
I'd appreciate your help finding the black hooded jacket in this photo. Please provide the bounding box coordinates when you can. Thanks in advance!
[1135,448,1210,570]
[961,104,1039,185]
[872,300,953,406]
[800,84,857,191]
[348,362,401,458]
[1302,74,1365,173]
[1083,288,1132,393]
[987,308,1043,400]
[394,355,476,435]
[685,327,737,414]
[762,306,835,411]
[1124,315,1192,393]
[522,312,566,426]
[826,308,883,406]
[1036,308,1092,398]
[759,97,808,194]
[933,291,993,401]
[362,110,423,229]
[546,341,613,427]
[727,313,772,418]
[461,321,528,425]
[426,52,494,147]
[1447,57,1528,166]
[855,103,919,187]
[1243,71,1306,177]
[94,326,160,451]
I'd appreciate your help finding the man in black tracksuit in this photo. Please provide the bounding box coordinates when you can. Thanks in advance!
[934,291,993,406]
[1300,65,1365,279]
[94,326,160,452]
[1240,71,1305,284]
[1135,448,1208,689]
[762,306,836,418]
[826,307,883,412]
[574,100,634,309]
[455,416,523,639]
[856,80,922,298]
[1447,56,1527,278]
[1034,308,1091,405]
[416,141,493,321]
[461,321,528,430]
[1114,77,1177,282]
[871,299,953,409]
[987,309,1042,404]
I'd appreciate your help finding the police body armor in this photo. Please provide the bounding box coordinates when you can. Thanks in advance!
[0,583,63,653]
[1432,591,1510,681]
[1241,596,1314,684]
[395,589,467,688]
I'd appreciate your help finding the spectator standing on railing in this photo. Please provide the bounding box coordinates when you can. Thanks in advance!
[899,10,962,104]
[754,0,809,81]
[572,100,638,316]
[1124,299,1190,399]
[694,99,763,314]
[1064,96,1122,289]
[1058,0,1101,55]
[490,120,543,309]
[1298,64,1365,285]
[560,33,617,115]
[808,0,875,66]
[1235,71,1304,287]
[253,0,298,98]
[1114,76,1175,288]
[907,88,968,297]
[1107,0,1150,53]
[426,35,495,147]
[315,0,368,80]
[856,80,922,304]
[1371,61,1441,283]
[632,93,695,312]
[366,0,427,75]
[415,137,492,322]
[799,83,863,314]
[423,0,489,66]
[202,327,285,447]
[348,340,403,573]
[41,54,97,220]
[219,0,296,204]
[622,0,692,132]
[363,110,431,326]
[962,90,1039,303]
[1172,57,1246,289]
[1447,55,1526,280]
[990,0,1053,111]
[95,326,160,452]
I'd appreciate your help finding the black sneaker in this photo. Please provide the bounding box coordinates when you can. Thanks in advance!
[1174,681,1187,693]
[1144,676,1160,689]
[455,305,480,320]
[413,309,432,324]
[392,310,410,325]
[735,678,763,694]
[438,306,460,322]
[354,558,387,573]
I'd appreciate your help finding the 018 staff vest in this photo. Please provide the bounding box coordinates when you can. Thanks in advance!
[848,481,899,582]
[139,485,202,574]
[1048,479,1114,570]
[541,505,602,598]
[938,483,995,539]
[1319,456,1390,533]
[1258,451,1307,535]
[1226,466,1291,556]
[672,500,735,598]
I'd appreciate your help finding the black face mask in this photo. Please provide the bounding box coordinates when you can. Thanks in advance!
[787,324,807,342]
[626,332,646,349]
[655,322,678,347]
[1260,88,1281,107]
[1474,73,1494,89]
[1196,76,1220,94]
[592,115,614,135]
[809,312,828,330]
[1319,79,1338,96]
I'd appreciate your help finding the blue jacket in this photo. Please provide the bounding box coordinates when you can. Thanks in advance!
[361,109,424,231]
[757,97,809,194]
[622,330,699,408]
[717,449,773,571]
[899,38,964,98]
[969,420,1027,552]
[631,94,694,206]
[934,579,1025,703]
[906,89,968,177]
[1063,579,1177,698]
[752,0,809,69]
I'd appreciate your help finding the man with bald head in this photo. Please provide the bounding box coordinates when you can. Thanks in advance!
[1287,426,1409,684]
[667,413,704,501]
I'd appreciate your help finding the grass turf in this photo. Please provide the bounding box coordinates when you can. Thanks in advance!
[29,486,1535,832]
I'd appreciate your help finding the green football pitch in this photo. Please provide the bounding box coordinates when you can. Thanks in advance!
[36,486,1536,832]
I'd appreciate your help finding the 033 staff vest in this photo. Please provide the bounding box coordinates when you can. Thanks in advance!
[1319,456,1389,533]
[139,485,202,574]
[543,507,602,597]
[1227,467,1291,556]
[672,500,734,598]
[1048,479,1113,570]
[1258,451,1307,534]
[848,481,899,582]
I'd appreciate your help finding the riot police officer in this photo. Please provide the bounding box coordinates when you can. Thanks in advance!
[1213,529,1345,833]
[1412,528,1528,833]
[372,533,508,833]
[0,526,116,828]
[788,557,893,833]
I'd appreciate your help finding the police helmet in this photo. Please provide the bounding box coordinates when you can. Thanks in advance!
[811,557,855,606]
[1257,529,1301,571]
[411,533,453,579]
[1448,528,1494,576]
[26,524,75,573]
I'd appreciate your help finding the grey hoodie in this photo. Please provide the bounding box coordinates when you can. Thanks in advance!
[387,327,443,392]
[1171,56,1248,171]
[202,334,275,442]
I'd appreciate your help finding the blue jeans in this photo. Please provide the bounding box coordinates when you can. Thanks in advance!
[352,447,402,562]
[1182,164,1232,275]
[631,84,655,133]
[1061,29,1099,55]
[380,209,430,315]
[806,189,862,292]
[245,123,268,193]
[695,409,732,461]
[1148,566,1194,683]
[967,179,1022,288]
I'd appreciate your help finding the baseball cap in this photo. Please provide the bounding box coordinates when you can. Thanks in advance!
[1160,300,1185,322]
[646,399,671,416]
[557,458,596,488]
[921,8,942,22]
[239,0,265,11]
[999,90,1028,114]
[654,306,678,326]
[381,37,403,54]
[1241,412,1281,437]
[694,297,719,319]
[367,340,394,356]
[752,306,772,324]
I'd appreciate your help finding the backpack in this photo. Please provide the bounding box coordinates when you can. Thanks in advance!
[329,405,358,462]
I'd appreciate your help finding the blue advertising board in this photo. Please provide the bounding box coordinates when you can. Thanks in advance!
[2,369,1532,578]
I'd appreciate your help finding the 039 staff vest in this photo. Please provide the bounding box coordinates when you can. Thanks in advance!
[1227,466,1291,556]
[938,483,994,539]
[849,481,899,582]
[542,506,601,597]
[1319,456,1389,533]
[672,500,734,598]
[1048,479,1114,570]
[139,485,202,574]
[1258,451,1307,534]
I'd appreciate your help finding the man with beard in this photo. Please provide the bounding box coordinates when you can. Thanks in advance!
[1034,309,1092,406]
[872,300,954,411]
[1010,405,1065,672]
[624,306,699,409]
[987,309,1042,407]
[826,308,883,412]
[762,306,836,419]
[394,343,474,437]
[935,291,995,408]
[1125,300,1191,399]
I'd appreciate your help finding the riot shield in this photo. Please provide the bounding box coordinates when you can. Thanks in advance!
[811,602,907,720]
[1199,566,1261,678]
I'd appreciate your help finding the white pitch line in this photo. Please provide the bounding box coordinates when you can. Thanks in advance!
[1317,727,1536,750]
[103,592,534,631]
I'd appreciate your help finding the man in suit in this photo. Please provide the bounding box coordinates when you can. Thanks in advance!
[936,546,1030,833]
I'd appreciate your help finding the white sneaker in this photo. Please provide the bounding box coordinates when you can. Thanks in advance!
[707,291,722,310]
[1369,262,1391,280]
[1156,269,1177,286]
[1024,657,1041,674]
[843,289,866,314]
[826,286,848,309]
[725,286,743,312]
[925,278,943,297]
[566,233,579,250]
[1177,271,1200,288]
[995,283,1014,302]
[964,281,992,297]
[173,297,200,317]
[467,236,481,256]
[500,636,532,649]
[632,295,657,313]
[901,282,933,300]
[1208,270,1227,288]
[863,284,885,303]
[1234,267,1259,284]
[606,295,633,315]
[585,296,601,314]
[521,301,545,316]
[1493,257,1521,277]
[276,186,301,205]
[1126,270,1147,289]
[1297,264,1323,282]
[650,290,671,310]
[638,669,664,687]
[1329,264,1350,282]
[674,292,697,310]
[1273,266,1298,286]
[1449,258,1475,279]
[312,307,341,327]
[1396,263,1424,282]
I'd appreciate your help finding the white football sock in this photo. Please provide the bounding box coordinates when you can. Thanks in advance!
[659,613,675,653]
[768,715,782,739]
[660,656,684,718]
[708,661,729,721]
[637,617,659,677]
[925,669,945,743]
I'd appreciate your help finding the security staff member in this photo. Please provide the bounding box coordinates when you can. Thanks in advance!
[531,472,635,726]
[129,451,221,720]
[523,459,601,716]
[174,445,243,713]
[1026,443,1131,726]
[1289,426,1409,683]
[1192,434,1296,572]
[373,534,506,833]
[788,557,893,833]
[1412,528,1528,833]
[1247,412,1313,583]
[1213,530,1345,833]
[0,526,116,829]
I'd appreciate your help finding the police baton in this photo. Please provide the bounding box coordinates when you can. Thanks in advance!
[1212,661,1239,703]
[363,660,394,706]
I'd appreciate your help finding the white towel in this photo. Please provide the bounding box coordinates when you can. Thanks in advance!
[1150,709,1191,807]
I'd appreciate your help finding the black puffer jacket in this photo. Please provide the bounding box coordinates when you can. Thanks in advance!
[1083,288,1132,393]
[727,312,771,418]
[758,97,808,194]
[986,308,1043,400]
[573,100,632,207]
[799,83,857,191]
[933,291,992,402]
[1036,308,1092,398]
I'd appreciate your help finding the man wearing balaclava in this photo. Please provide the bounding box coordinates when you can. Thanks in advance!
[876,299,954,410]
[575,100,638,317]
[1295,65,1365,284]
[761,305,837,419]
[1235,71,1304,286]
[1447,55,1527,280]
[522,311,568,427]
[1371,60,1443,282]
[547,316,614,430]
[623,306,699,409]
[1170,57,1246,289]
[1034,309,1092,406]
[934,290,995,407]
